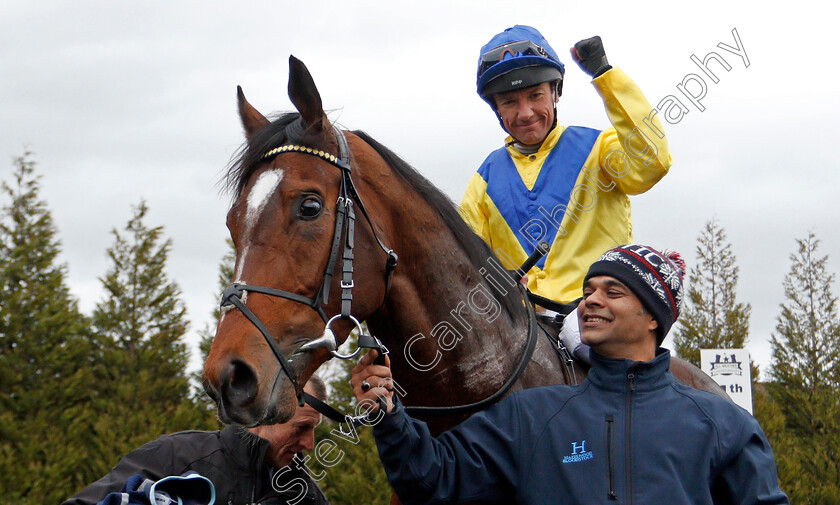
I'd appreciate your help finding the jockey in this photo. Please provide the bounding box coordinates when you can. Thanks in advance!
[459,26,673,357]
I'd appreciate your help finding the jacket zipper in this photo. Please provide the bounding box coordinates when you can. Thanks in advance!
[605,414,617,501]
[625,372,635,505]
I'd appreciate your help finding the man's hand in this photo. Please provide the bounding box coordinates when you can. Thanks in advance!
[351,349,395,414]
[570,36,612,78]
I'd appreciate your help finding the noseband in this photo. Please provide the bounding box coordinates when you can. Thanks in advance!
[220,125,398,398]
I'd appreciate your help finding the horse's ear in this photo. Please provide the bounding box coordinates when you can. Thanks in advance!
[237,86,269,140]
[288,55,328,134]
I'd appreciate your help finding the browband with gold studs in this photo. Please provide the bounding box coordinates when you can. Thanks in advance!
[261,144,348,170]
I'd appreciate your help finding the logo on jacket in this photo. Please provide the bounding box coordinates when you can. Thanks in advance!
[562,440,594,463]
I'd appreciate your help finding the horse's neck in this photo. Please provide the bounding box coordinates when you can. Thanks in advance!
[366,208,527,401]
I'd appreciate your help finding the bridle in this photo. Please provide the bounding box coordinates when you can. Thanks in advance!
[220,124,398,399]
[218,123,545,426]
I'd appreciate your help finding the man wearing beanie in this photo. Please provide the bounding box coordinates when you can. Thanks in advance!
[351,245,789,505]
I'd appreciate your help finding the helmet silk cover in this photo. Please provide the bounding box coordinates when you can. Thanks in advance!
[476,25,565,105]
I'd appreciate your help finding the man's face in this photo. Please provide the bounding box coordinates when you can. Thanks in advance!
[492,81,557,147]
[578,276,658,361]
[248,387,322,468]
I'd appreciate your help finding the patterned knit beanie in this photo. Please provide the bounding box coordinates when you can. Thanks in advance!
[584,244,687,345]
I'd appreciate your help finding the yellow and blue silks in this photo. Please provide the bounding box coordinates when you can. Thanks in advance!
[459,68,672,304]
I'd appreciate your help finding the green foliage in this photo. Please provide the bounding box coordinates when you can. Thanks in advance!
[93,201,190,374]
[90,201,218,457]
[0,151,99,504]
[770,232,840,392]
[309,334,393,504]
[674,219,755,377]
[751,383,803,500]
[766,232,840,503]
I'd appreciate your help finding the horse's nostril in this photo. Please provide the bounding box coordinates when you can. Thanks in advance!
[221,359,259,407]
[202,378,220,403]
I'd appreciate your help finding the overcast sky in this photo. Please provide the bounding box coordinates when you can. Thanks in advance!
[2,0,837,379]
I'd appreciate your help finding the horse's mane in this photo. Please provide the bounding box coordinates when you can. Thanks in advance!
[225,112,303,197]
[223,113,523,322]
[351,130,524,322]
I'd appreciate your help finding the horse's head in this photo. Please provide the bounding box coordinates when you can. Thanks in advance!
[203,56,395,426]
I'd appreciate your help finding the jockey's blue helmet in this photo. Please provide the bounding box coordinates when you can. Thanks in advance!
[476,25,565,108]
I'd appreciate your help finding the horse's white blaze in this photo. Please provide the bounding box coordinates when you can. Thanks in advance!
[247,169,283,224]
[232,169,284,283]
[232,245,250,284]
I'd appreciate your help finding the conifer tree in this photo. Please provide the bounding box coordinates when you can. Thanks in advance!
[674,219,753,372]
[90,201,215,471]
[771,232,840,391]
[0,151,97,504]
[768,231,840,503]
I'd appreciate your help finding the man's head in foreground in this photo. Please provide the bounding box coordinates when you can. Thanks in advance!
[580,245,686,361]
[247,374,326,468]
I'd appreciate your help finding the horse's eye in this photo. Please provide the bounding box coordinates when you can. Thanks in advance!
[299,197,322,219]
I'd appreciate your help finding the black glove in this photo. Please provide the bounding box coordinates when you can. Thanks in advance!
[571,36,612,78]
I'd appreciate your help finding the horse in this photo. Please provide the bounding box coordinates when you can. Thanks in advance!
[202,56,727,436]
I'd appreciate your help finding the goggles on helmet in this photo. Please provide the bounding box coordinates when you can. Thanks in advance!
[478,40,553,79]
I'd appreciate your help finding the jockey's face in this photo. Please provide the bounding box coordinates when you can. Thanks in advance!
[493,81,558,147]
[578,276,658,362]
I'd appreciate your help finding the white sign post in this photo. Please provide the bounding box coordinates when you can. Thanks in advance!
[699,348,753,415]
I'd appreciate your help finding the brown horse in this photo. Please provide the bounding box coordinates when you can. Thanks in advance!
[202,56,726,434]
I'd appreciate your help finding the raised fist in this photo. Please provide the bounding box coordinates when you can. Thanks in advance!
[571,36,612,78]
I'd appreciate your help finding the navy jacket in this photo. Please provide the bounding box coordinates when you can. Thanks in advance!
[372,349,788,505]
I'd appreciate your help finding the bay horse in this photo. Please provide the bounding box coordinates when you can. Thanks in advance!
[202,56,726,435]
